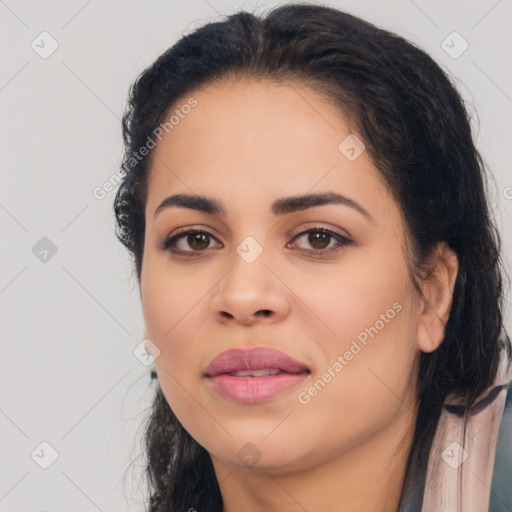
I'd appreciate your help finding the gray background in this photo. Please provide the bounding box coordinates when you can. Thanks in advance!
[1,0,511,510]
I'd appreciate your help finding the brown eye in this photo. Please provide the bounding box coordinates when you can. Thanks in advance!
[289,227,353,255]
[185,232,211,250]
[162,229,221,254]
[307,231,331,249]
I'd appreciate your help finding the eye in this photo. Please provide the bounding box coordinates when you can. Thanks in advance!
[288,227,353,256]
[161,228,221,255]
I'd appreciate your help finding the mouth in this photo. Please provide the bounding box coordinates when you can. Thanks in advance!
[204,347,311,404]
[222,368,306,378]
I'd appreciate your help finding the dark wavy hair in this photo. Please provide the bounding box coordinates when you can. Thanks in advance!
[114,4,511,511]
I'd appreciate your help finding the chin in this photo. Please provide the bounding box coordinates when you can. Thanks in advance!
[208,435,315,474]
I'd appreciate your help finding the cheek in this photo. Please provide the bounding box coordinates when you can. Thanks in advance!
[142,251,203,337]
[294,244,411,348]
[295,248,417,422]
[292,308,418,462]
[141,261,206,381]
[142,274,209,434]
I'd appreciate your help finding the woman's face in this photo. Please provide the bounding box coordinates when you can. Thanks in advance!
[140,78,424,474]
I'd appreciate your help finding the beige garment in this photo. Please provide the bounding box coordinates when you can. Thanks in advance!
[422,346,512,512]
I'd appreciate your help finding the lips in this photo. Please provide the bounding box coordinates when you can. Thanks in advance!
[204,347,310,404]
[204,347,310,377]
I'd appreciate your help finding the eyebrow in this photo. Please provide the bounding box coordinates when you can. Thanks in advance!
[154,192,374,222]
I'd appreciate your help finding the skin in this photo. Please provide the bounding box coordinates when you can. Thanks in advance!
[140,78,459,512]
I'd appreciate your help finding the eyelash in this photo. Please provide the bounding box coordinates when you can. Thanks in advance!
[160,226,353,258]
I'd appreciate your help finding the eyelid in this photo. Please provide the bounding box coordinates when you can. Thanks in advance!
[288,222,353,241]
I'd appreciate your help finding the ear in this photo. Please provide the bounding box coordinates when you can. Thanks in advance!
[417,242,459,353]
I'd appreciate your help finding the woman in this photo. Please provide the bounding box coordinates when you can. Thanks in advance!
[114,4,512,511]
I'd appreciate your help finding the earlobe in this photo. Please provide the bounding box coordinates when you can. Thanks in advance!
[417,243,459,354]
[417,313,447,353]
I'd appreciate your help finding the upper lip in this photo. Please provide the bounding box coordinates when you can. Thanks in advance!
[204,347,310,377]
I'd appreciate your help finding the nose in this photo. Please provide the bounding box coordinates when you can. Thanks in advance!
[210,249,291,326]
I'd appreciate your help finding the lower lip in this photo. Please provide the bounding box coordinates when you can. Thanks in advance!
[206,372,309,404]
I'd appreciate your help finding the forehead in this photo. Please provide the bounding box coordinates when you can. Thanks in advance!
[155,79,342,156]
[144,78,397,226]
